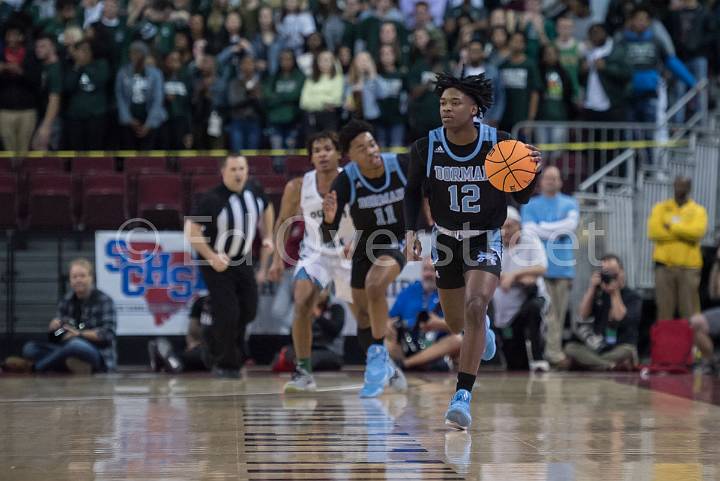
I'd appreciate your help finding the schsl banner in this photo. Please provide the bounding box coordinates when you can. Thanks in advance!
[96,230,429,336]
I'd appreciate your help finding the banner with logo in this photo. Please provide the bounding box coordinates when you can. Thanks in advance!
[95,231,204,335]
[96,231,430,336]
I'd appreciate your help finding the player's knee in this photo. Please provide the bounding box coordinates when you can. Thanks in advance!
[690,314,708,333]
[464,295,490,325]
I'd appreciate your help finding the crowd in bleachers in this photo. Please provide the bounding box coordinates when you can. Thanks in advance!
[0,0,718,154]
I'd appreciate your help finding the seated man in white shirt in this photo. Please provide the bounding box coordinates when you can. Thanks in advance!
[492,207,550,370]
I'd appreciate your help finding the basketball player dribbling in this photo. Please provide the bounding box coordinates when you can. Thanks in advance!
[404,73,542,429]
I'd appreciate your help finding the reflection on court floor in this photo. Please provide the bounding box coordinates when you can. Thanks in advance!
[0,371,719,480]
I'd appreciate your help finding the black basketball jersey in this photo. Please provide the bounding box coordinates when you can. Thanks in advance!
[409,123,514,231]
[322,153,407,258]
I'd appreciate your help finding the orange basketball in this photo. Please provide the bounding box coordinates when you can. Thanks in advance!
[485,140,537,193]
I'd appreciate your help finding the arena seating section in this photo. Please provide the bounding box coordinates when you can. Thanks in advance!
[1,155,309,231]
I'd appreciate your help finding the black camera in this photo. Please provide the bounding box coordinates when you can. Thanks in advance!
[48,327,67,343]
[600,271,617,284]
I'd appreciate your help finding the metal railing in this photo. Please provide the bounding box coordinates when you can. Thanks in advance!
[513,78,711,193]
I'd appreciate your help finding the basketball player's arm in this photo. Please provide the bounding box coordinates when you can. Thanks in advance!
[269,178,302,280]
[257,201,276,283]
[320,172,350,244]
[403,142,426,260]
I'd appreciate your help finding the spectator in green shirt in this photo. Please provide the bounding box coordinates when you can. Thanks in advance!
[132,0,176,58]
[263,49,305,150]
[161,50,193,149]
[554,16,582,104]
[537,44,573,154]
[499,31,540,139]
[39,0,80,46]
[62,40,109,150]
[33,33,62,151]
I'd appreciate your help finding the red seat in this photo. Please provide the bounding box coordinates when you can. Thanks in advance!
[188,174,221,213]
[123,157,168,174]
[22,157,67,173]
[73,157,115,174]
[0,174,18,227]
[81,174,127,230]
[254,175,286,194]
[179,157,221,175]
[284,155,310,178]
[247,156,273,175]
[27,173,74,229]
[137,174,183,230]
[0,158,12,173]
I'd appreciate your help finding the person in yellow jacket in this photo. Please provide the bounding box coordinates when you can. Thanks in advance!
[647,176,708,321]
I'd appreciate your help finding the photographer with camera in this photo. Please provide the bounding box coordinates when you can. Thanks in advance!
[385,257,462,371]
[3,259,117,374]
[563,254,641,371]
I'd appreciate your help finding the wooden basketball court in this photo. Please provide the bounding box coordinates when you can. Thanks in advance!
[1,371,719,480]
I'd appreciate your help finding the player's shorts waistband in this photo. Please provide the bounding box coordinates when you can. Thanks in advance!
[435,224,495,241]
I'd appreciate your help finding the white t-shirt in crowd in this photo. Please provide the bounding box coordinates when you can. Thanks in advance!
[493,231,549,328]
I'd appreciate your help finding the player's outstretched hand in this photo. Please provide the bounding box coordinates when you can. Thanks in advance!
[404,231,422,262]
[524,144,543,172]
[323,190,338,223]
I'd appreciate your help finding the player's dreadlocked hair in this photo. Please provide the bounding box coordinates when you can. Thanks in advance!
[434,72,494,114]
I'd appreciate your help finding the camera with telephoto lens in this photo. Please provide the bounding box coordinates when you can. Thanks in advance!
[394,311,431,356]
[600,271,617,285]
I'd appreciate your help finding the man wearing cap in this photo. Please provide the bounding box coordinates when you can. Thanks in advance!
[492,206,550,370]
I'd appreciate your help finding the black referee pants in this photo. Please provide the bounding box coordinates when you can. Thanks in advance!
[200,264,258,370]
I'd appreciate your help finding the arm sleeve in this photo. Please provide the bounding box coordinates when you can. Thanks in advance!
[320,172,351,243]
[536,208,579,237]
[404,141,426,231]
[510,170,540,204]
[115,69,132,125]
[666,56,697,88]
[146,69,168,129]
[669,206,708,242]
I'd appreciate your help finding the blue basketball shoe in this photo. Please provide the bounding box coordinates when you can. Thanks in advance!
[482,314,496,361]
[445,389,472,429]
[360,344,393,398]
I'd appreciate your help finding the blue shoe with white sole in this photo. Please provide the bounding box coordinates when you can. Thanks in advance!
[360,344,393,398]
[445,389,472,429]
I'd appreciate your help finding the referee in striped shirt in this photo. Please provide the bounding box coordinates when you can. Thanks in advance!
[186,154,274,378]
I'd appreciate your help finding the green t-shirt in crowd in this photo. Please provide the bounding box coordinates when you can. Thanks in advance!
[39,61,62,116]
[164,69,193,119]
[555,39,581,101]
[539,67,569,121]
[63,59,109,120]
[262,69,305,126]
[134,20,175,56]
[499,57,541,131]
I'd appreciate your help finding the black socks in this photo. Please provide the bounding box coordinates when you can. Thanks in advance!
[456,372,476,393]
[357,327,374,354]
